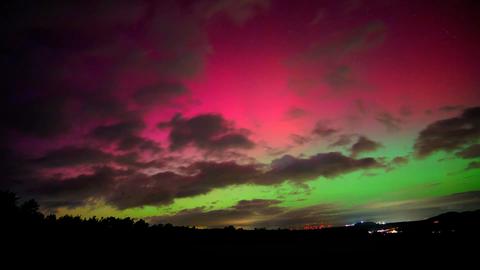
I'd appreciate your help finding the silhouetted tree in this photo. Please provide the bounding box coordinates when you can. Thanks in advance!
[224,225,236,231]
[0,190,19,219]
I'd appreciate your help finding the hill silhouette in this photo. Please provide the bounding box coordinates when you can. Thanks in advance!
[2,190,479,258]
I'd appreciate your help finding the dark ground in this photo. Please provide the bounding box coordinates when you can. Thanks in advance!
[2,190,479,261]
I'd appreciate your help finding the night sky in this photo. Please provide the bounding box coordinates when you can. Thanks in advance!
[1,0,480,228]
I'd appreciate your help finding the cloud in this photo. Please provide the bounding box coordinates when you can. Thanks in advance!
[114,152,164,169]
[254,204,341,228]
[262,152,381,184]
[148,199,343,228]
[1,0,211,138]
[438,105,464,113]
[31,146,113,168]
[329,134,355,148]
[104,160,262,209]
[133,82,186,106]
[91,120,161,152]
[466,161,480,170]
[284,107,308,120]
[456,144,480,159]
[39,160,251,210]
[0,148,37,191]
[312,121,338,137]
[304,21,385,62]
[5,97,71,138]
[289,134,311,145]
[288,21,386,94]
[414,107,480,158]
[106,171,181,209]
[399,106,413,117]
[147,199,292,228]
[385,156,409,171]
[391,156,409,165]
[117,136,162,153]
[194,0,270,25]
[176,161,260,198]
[310,0,363,25]
[323,65,355,92]
[375,112,402,132]
[233,199,282,211]
[21,149,382,209]
[91,121,145,141]
[350,136,382,157]
[158,113,255,151]
[352,99,370,116]
[28,166,120,208]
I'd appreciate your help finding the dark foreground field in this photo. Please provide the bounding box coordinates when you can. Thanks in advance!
[2,191,479,259]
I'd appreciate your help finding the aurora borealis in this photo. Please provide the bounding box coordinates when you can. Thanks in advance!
[1,0,480,228]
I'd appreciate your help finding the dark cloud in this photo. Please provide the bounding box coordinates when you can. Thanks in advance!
[262,152,381,184]
[289,134,311,145]
[91,120,161,152]
[0,0,210,137]
[105,160,261,209]
[304,21,385,62]
[329,134,355,148]
[375,112,402,132]
[117,136,162,153]
[456,144,480,159]
[438,105,464,113]
[176,161,260,198]
[0,148,36,191]
[28,166,120,208]
[106,171,180,209]
[77,94,129,120]
[350,136,382,157]
[194,0,270,25]
[414,107,480,158]
[31,146,113,168]
[91,121,145,141]
[323,65,355,92]
[263,145,291,157]
[285,107,308,119]
[254,204,341,228]
[149,207,250,228]
[385,156,409,171]
[289,21,386,94]
[312,121,338,137]
[20,149,382,210]
[149,199,341,228]
[233,199,282,212]
[310,0,365,25]
[212,134,255,150]
[114,153,163,169]
[148,198,283,228]
[133,82,186,106]
[5,97,71,138]
[399,106,413,117]
[0,0,211,149]
[391,156,409,165]
[353,99,369,116]
[158,113,255,151]
[467,161,480,170]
